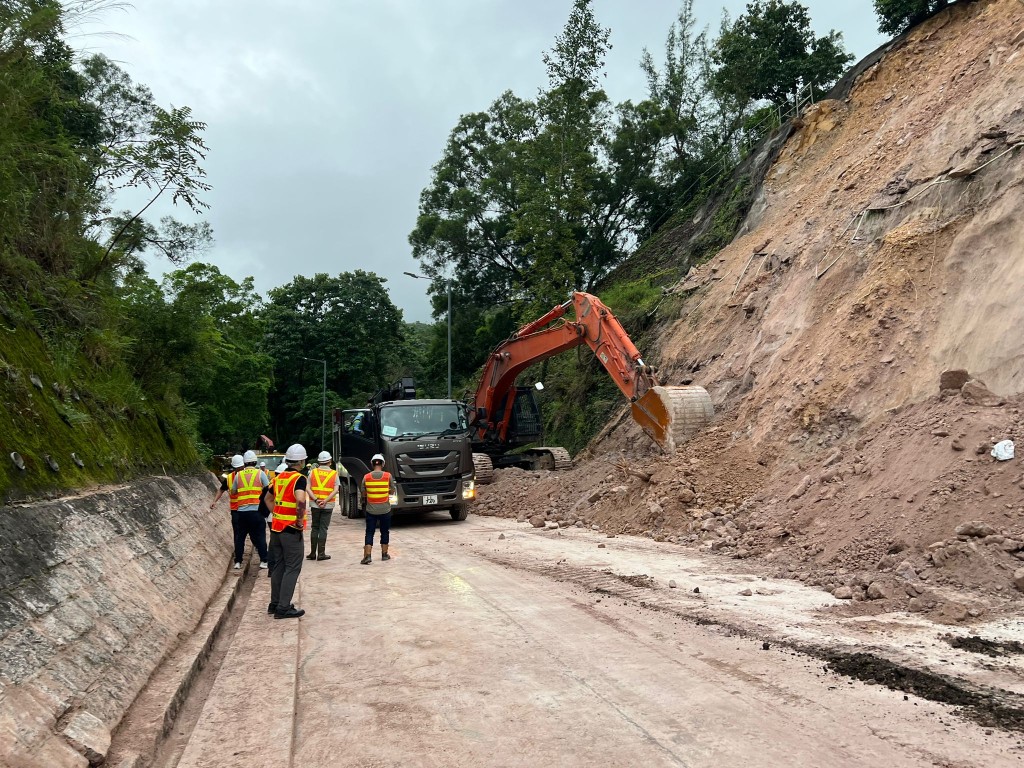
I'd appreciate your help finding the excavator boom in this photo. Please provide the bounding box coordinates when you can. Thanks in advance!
[470,292,712,456]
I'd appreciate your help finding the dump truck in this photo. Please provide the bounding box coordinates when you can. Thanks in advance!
[467,291,714,481]
[332,378,476,521]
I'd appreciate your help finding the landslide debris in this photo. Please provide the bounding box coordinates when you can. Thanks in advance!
[477,0,1024,625]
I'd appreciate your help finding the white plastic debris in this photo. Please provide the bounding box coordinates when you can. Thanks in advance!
[991,440,1015,461]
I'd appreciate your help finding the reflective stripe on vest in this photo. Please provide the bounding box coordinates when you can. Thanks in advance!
[226,472,240,511]
[271,471,301,532]
[363,471,391,504]
[309,467,337,504]
[235,467,262,507]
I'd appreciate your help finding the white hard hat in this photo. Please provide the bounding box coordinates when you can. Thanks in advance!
[285,443,307,462]
[259,461,266,468]
[317,450,331,463]
[371,453,385,464]
[242,450,257,464]
[276,462,287,473]
[230,454,244,468]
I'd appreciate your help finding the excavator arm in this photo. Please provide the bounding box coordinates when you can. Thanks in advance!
[470,292,713,453]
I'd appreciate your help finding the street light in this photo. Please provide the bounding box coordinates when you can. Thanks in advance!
[303,357,327,452]
[404,271,451,399]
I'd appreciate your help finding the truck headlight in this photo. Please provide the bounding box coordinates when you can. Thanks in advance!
[462,480,475,500]
[389,492,398,505]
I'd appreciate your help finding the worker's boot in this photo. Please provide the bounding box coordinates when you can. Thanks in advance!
[317,538,330,560]
[381,544,391,561]
[360,544,372,565]
[306,539,317,560]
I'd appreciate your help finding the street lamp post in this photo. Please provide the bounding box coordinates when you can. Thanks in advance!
[404,271,451,399]
[303,357,327,452]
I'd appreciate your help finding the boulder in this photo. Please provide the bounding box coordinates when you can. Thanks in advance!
[939,369,970,391]
[866,581,891,600]
[961,379,1004,407]
[529,515,545,528]
[833,585,853,600]
[955,521,997,538]
[1014,569,1024,593]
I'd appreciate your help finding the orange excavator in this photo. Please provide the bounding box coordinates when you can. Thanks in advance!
[468,292,713,481]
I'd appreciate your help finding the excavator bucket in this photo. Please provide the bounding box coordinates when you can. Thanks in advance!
[630,385,714,452]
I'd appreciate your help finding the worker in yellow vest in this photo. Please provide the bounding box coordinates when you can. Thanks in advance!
[210,454,244,570]
[306,450,344,561]
[268,444,309,620]
[230,450,270,570]
[360,453,396,564]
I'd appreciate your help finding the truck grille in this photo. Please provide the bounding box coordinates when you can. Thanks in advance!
[402,478,458,495]
[396,450,460,478]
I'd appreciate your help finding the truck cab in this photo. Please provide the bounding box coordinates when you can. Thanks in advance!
[333,381,476,521]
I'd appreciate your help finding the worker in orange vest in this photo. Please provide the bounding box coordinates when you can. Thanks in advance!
[268,444,310,619]
[210,454,245,570]
[306,450,343,561]
[360,453,396,564]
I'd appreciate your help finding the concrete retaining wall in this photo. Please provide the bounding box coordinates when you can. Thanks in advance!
[0,473,227,767]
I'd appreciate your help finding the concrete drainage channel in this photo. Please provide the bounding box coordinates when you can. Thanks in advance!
[105,552,261,768]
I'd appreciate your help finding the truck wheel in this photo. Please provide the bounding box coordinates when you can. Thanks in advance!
[347,488,362,519]
[450,504,469,521]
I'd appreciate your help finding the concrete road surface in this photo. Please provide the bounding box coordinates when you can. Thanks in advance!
[176,516,1023,768]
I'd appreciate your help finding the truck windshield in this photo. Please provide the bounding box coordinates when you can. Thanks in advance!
[379,404,468,439]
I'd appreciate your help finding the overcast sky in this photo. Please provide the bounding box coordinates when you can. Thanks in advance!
[75,1,884,322]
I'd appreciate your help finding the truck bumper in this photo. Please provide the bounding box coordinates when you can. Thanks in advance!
[391,477,476,514]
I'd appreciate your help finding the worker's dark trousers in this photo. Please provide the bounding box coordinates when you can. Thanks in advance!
[310,507,333,556]
[270,528,304,609]
[232,509,269,564]
[365,512,391,546]
[265,520,276,574]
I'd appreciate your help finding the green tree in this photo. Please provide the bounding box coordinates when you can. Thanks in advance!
[77,54,212,280]
[263,271,405,448]
[711,0,853,107]
[873,0,949,35]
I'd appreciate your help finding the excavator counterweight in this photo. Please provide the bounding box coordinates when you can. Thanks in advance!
[469,292,713,473]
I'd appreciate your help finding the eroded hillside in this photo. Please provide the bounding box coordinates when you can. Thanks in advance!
[479,0,1024,623]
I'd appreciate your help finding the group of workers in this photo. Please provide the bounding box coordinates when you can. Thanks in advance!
[209,445,396,619]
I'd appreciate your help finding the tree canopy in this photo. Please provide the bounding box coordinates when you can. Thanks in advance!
[711,0,853,107]
[873,0,950,35]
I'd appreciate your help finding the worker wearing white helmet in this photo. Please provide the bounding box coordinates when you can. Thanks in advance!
[209,455,246,569]
[268,443,310,619]
[360,453,396,565]
[305,450,347,562]
[228,450,270,571]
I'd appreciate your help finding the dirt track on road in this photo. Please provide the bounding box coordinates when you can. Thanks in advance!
[164,514,1024,767]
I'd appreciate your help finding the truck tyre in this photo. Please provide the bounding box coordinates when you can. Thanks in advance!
[450,504,469,521]
[347,488,362,519]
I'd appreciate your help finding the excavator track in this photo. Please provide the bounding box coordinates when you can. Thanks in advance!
[472,453,494,484]
[631,385,714,452]
[533,447,573,471]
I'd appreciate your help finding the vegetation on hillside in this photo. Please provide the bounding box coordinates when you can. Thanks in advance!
[1,0,944,497]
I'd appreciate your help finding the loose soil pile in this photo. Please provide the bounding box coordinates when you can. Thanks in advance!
[477,0,1024,626]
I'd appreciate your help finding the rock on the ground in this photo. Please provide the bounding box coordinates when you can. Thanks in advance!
[544,521,559,530]
[866,582,891,600]
[788,475,813,500]
[1014,569,1024,593]
[598,543,606,548]
[739,588,753,596]
[956,521,997,538]
[60,711,111,766]
[498,533,505,540]
[961,379,1004,407]
[939,369,970,390]
[669,580,677,589]
[529,515,545,528]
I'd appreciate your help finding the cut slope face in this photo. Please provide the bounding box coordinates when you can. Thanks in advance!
[485,0,1024,619]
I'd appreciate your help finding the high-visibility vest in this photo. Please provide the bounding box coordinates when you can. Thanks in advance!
[235,467,263,507]
[363,470,392,505]
[226,472,240,511]
[309,467,337,505]
[271,471,301,532]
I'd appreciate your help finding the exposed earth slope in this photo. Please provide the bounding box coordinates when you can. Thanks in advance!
[479,0,1024,624]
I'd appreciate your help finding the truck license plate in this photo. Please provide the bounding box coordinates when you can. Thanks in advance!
[423,494,438,505]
